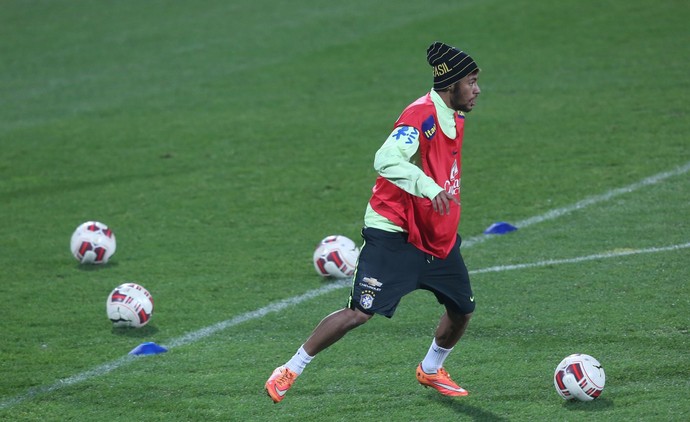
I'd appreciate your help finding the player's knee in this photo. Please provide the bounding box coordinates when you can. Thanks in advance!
[448,308,472,326]
[350,308,374,327]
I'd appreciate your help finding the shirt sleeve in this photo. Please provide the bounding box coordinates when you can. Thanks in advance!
[373,125,444,199]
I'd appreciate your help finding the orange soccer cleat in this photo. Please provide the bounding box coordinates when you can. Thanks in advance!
[416,363,469,397]
[265,366,298,403]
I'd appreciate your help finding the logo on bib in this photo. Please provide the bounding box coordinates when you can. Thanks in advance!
[443,159,460,196]
[421,115,437,140]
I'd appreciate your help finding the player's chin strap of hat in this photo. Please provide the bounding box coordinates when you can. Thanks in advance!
[426,41,479,91]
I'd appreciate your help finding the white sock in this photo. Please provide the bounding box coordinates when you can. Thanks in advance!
[421,338,453,374]
[284,345,313,375]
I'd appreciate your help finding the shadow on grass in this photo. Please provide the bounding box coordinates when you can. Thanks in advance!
[111,324,159,337]
[75,261,119,271]
[433,395,509,422]
[563,397,614,412]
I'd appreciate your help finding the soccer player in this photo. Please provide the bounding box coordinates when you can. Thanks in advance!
[266,41,481,403]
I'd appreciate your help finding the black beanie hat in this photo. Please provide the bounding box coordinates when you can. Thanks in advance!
[426,41,478,90]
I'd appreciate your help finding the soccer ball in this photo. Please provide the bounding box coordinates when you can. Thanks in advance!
[554,354,606,401]
[106,283,154,328]
[313,235,360,278]
[70,221,116,264]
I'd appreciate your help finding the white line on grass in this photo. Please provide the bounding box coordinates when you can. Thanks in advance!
[0,281,349,410]
[0,356,137,409]
[2,161,689,409]
[470,242,690,274]
[461,160,690,248]
[165,280,349,349]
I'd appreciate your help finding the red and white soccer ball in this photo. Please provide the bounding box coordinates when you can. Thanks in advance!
[313,235,360,278]
[70,221,116,264]
[554,353,606,401]
[106,283,154,328]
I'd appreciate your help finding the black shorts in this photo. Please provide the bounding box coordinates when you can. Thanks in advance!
[347,227,475,317]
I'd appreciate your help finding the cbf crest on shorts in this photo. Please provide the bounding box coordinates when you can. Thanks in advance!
[359,291,376,310]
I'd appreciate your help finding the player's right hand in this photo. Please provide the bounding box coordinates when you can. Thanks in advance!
[431,191,460,215]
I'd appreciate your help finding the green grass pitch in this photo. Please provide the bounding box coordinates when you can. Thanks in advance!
[1,0,688,420]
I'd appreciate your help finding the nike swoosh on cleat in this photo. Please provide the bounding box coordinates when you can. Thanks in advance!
[275,387,288,397]
[433,382,466,392]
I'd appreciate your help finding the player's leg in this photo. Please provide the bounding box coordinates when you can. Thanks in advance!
[416,307,473,397]
[266,228,420,403]
[416,236,474,396]
[302,307,373,355]
[265,307,372,403]
[434,307,472,349]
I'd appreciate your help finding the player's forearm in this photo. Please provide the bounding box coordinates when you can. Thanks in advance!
[375,157,443,199]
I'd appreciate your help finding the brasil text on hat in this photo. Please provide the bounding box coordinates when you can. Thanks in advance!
[426,41,479,90]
